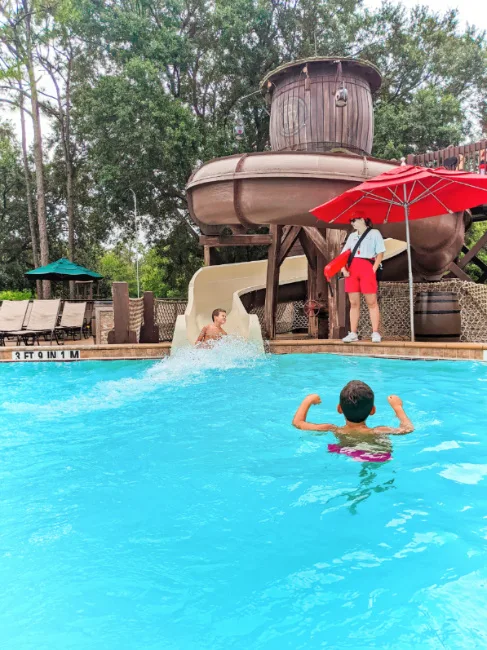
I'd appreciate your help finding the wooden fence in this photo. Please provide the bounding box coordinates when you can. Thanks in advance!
[407,140,487,172]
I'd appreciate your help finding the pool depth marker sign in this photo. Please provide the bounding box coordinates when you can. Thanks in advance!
[12,350,81,361]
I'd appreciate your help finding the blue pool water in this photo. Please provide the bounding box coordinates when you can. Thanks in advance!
[1,343,487,649]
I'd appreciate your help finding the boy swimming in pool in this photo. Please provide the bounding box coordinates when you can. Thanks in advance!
[195,308,228,345]
[292,381,414,462]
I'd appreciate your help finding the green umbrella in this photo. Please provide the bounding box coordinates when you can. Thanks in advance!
[25,258,103,282]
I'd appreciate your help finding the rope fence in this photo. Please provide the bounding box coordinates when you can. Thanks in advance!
[153,299,306,341]
[358,279,487,341]
[124,279,487,343]
[154,300,187,341]
[250,300,308,335]
[128,297,144,342]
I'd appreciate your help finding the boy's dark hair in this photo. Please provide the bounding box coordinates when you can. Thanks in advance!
[212,308,226,322]
[340,380,374,423]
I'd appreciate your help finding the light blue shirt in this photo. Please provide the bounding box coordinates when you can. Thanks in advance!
[341,229,386,259]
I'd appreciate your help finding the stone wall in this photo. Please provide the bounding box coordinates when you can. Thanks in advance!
[95,306,114,344]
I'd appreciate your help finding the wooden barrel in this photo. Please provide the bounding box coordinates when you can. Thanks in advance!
[414,291,461,342]
[261,58,381,155]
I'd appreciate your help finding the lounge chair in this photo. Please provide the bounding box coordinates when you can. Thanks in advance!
[82,301,94,338]
[56,301,86,341]
[11,299,62,346]
[0,300,30,346]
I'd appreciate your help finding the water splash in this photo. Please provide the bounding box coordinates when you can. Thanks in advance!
[149,336,264,384]
[2,336,265,419]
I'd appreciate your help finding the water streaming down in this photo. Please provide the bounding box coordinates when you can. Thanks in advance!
[1,343,487,649]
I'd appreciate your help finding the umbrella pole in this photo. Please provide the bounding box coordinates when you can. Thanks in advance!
[403,199,415,342]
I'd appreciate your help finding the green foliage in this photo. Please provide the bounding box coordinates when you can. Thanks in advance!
[2,0,487,293]
[0,289,33,300]
[462,220,487,281]
[149,223,203,298]
[0,122,35,291]
[97,222,203,298]
[373,89,464,159]
[97,245,138,297]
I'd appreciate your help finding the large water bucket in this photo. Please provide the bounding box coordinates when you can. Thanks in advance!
[262,58,381,155]
[414,291,461,342]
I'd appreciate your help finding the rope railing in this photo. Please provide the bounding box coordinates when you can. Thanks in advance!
[154,300,187,341]
[358,279,487,342]
[250,300,308,335]
[128,297,144,343]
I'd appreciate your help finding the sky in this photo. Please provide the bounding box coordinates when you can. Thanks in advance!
[364,0,487,31]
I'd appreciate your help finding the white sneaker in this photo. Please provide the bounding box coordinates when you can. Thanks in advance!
[371,332,382,343]
[342,332,359,343]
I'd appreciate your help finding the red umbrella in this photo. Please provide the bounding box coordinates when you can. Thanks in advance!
[310,164,487,341]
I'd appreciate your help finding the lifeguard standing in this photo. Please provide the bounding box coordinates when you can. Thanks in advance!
[341,212,385,343]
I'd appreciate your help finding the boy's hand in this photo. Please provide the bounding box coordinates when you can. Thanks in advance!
[342,268,350,278]
[308,394,322,405]
[387,395,403,409]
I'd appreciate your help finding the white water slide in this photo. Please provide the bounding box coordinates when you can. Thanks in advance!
[171,255,308,352]
[171,239,407,352]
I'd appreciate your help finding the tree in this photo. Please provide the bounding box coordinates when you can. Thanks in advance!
[0,0,51,295]
[72,55,201,243]
[3,0,487,296]
[0,122,35,290]
[18,81,40,296]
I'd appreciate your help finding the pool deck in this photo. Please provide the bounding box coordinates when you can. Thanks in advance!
[270,339,487,361]
[1,338,487,362]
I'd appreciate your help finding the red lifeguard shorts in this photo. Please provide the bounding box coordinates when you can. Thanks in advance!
[345,258,377,294]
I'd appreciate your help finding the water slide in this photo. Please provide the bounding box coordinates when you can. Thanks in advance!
[176,57,466,351]
[171,255,307,351]
[171,238,408,351]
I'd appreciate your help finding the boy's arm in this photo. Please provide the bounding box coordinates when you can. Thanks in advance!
[374,395,414,435]
[195,326,207,344]
[292,394,338,432]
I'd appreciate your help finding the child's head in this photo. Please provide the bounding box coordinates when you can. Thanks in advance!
[212,308,227,325]
[338,380,375,423]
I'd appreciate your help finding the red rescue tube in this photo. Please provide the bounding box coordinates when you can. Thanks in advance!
[324,250,350,282]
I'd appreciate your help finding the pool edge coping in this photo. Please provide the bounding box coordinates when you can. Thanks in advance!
[1,339,486,362]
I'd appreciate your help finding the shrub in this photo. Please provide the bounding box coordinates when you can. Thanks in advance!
[0,289,33,301]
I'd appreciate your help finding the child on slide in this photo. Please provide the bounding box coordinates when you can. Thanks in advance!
[292,380,414,462]
[195,308,228,346]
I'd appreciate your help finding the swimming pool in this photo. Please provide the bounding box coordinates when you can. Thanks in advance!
[1,344,487,649]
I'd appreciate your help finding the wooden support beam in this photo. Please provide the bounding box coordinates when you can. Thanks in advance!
[323,229,346,338]
[108,282,136,344]
[298,230,317,271]
[140,291,160,343]
[203,245,217,266]
[459,230,487,268]
[264,225,283,340]
[469,255,487,273]
[199,235,273,247]
[302,226,329,261]
[278,226,302,266]
[447,262,473,282]
[316,251,328,339]
[337,278,349,338]
[307,255,318,338]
